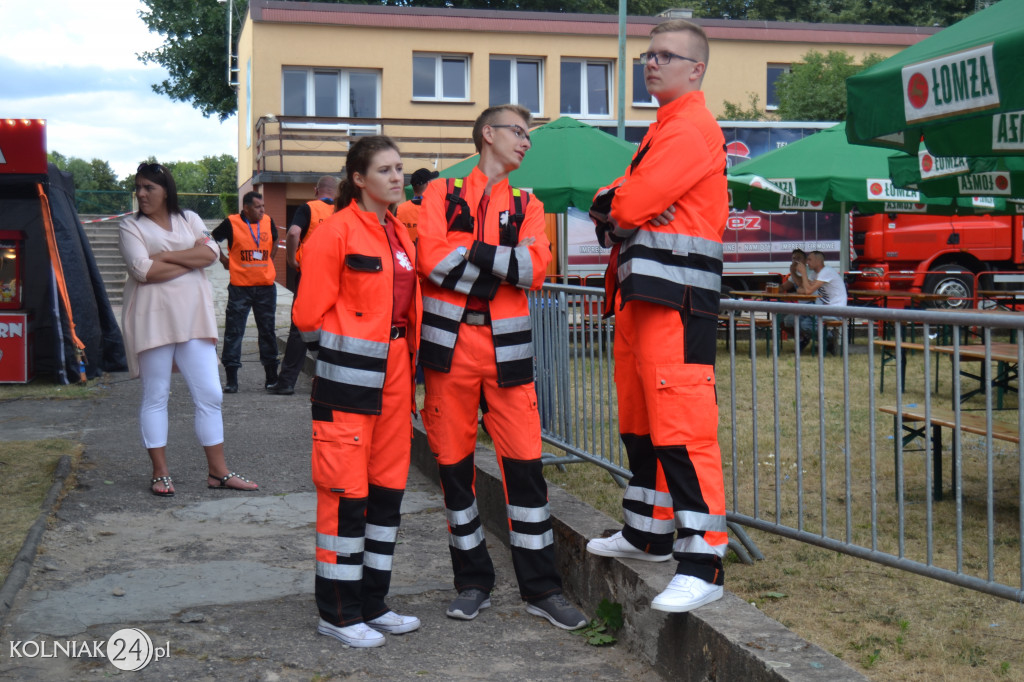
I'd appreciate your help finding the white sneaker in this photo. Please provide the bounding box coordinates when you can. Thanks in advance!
[367,610,421,634]
[317,619,386,647]
[651,575,723,613]
[586,531,672,562]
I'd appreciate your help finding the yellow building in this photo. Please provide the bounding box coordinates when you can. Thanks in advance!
[235,0,936,232]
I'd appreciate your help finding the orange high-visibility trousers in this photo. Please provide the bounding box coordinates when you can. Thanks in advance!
[614,297,728,585]
[421,323,561,601]
[313,336,413,626]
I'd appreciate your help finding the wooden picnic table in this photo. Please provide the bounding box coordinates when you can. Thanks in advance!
[728,290,818,302]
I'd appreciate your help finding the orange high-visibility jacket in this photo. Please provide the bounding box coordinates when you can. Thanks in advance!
[296,198,337,268]
[601,90,727,319]
[416,167,551,387]
[396,198,421,242]
[225,214,276,286]
[293,201,421,415]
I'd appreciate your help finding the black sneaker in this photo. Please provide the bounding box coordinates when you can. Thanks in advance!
[446,589,491,620]
[525,594,587,630]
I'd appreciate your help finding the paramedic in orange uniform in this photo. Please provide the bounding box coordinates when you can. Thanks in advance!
[396,167,438,242]
[293,136,421,648]
[586,20,730,613]
[211,191,279,393]
[269,176,337,395]
[416,104,586,631]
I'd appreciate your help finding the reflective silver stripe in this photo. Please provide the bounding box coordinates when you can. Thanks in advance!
[300,329,321,343]
[630,230,724,260]
[316,560,363,581]
[624,485,674,509]
[421,324,458,349]
[317,533,364,554]
[319,330,388,359]
[446,501,479,526]
[673,534,728,557]
[423,296,464,322]
[430,251,484,295]
[509,529,553,550]
[491,315,531,335]
[611,223,638,239]
[623,508,676,535]
[495,342,533,363]
[513,245,533,286]
[449,526,485,550]
[316,360,385,389]
[492,245,512,279]
[619,257,721,292]
[363,551,393,571]
[365,523,398,543]
[674,510,727,533]
[507,503,550,523]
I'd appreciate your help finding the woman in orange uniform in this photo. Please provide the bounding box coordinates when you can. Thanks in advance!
[292,136,422,648]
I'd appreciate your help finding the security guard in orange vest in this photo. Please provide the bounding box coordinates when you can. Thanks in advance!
[586,20,729,613]
[417,104,586,631]
[293,136,421,648]
[268,175,337,395]
[212,191,279,393]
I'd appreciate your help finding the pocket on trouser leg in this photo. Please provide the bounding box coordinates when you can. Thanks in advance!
[421,392,478,464]
[311,417,370,499]
[646,364,718,446]
[485,384,541,461]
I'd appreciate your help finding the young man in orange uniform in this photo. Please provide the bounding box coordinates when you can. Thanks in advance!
[586,20,730,613]
[416,104,587,630]
[212,191,279,392]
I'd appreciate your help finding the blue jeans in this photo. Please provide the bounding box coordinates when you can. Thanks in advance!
[221,284,278,369]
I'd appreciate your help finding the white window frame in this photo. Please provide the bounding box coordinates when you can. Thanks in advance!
[631,60,657,108]
[489,55,544,115]
[560,58,613,118]
[412,53,471,102]
[281,67,381,133]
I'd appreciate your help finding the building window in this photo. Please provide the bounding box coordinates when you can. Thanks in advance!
[766,64,790,110]
[632,61,655,107]
[281,68,380,119]
[413,53,469,101]
[560,59,611,117]
[489,57,542,114]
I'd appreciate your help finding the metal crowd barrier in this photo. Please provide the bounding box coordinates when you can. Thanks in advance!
[528,283,1024,602]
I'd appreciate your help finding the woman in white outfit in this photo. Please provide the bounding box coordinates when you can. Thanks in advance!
[119,163,258,496]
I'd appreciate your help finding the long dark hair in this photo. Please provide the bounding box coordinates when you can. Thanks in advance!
[336,136,400,211]
[135,162,182,217]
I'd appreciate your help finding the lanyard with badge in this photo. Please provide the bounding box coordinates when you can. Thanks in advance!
[244,216,263,260]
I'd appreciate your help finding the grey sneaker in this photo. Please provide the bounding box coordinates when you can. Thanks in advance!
[446,589,491,620]
[526,593,587,630]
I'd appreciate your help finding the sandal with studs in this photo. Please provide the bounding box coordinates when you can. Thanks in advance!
[207,472,258,491]
[151,476,175,497]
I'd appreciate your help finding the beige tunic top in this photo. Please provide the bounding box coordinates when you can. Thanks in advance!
[118,210,220,378]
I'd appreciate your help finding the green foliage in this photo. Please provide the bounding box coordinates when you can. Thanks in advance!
[774,50,884,121]
[691,0,973,25]
[721,93,767,121]
[571,598,623,646]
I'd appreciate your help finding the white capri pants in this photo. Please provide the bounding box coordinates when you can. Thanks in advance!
[137,338,224,449]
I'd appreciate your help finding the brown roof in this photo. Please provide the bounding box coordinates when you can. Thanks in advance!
[250,1,939,45]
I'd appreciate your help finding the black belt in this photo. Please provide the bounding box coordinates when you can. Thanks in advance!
[390,325,407,339]
[462,310,491,326]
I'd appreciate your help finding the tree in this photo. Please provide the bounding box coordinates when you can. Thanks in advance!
[690,0,974,24]
[774,50,884,121]
[721,93,769,121]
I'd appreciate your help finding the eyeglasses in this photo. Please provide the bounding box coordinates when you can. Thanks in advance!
[490,124,531,143]
[137,162,164,174]
[639,51,699,66]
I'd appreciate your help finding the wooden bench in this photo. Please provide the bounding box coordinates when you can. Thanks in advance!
[873,340,927,392]
[879,404,1019,500]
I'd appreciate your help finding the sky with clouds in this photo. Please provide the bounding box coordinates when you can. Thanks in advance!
[0,0,237,180]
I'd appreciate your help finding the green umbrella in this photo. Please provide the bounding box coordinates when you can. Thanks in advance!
[890,152,1024,201]
[845,0,1024,157]
[727,123,960,214]
[436,116,636,213]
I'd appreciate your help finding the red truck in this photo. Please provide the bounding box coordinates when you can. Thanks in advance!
[851,210,1024,308]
